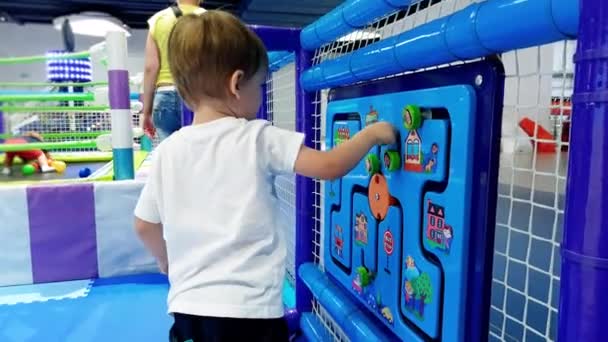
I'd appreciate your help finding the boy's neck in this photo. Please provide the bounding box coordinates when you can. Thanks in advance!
[192,102,233,125]
[178,0,200,6]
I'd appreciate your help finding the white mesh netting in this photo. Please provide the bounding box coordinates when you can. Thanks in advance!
[266,59,298,286]
[308,0,573,341]
[490,40,573,342]
[3,86,142,154]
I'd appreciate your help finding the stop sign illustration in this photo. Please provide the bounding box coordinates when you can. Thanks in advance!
[384,230,394,255]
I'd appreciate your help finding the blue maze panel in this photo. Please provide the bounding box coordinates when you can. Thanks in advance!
[323,60,504,342]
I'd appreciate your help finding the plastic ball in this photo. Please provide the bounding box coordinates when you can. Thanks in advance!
[22,164,36,176]
[79,167,91,178]
[51,161,67,173]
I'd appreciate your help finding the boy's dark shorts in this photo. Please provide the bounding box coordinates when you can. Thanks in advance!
[169,313,289,342]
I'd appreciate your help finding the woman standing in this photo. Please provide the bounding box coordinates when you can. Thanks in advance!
[142,0,205,141]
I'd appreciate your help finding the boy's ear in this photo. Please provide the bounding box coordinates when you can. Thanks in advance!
[228,70,245,99]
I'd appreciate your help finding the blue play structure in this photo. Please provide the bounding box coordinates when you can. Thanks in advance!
[1,0,606,341]
[296,0,608,341]
[316,60,504,341]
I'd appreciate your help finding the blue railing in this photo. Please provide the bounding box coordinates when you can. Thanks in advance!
[300,0,578,91]
[268,51,295,72]
[301,0,414,50]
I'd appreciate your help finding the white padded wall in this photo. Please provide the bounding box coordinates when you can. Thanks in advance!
[94,181,157,277]
[0,186,33,286]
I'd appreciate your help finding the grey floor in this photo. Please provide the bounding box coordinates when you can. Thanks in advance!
[499,152,568,194]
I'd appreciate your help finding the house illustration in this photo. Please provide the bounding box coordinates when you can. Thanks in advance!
[334,225,344,257]
[404,130,422,172]
[334,126,351,146]
[355,212,368,245]
[426,200,453,252]
[366,105,379,125]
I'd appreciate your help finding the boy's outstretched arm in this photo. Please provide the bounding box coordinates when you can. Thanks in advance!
[135,217,168,274]
[294,121,397,180]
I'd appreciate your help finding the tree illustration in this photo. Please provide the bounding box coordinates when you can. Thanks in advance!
[416,273,433,316]
[410,277,419,296]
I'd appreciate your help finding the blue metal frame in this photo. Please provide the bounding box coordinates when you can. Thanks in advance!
[181,103,193,127]
[300,0,579,92]
[249,25,301,52]
[309,59,505,341]
[257,82,268,121]
[559,0,608,341]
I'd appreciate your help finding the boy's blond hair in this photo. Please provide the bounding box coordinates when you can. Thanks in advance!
[168,11,268,109]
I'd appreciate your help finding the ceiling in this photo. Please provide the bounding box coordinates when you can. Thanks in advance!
[0,0,342,29]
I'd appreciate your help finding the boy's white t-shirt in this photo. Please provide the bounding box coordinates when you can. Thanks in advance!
[134,117,304,319]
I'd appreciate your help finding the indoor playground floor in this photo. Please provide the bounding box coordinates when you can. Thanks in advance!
[0,274,297,342]
[0,273,172,342]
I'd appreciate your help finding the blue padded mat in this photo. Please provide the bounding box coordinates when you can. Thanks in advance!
[0,273,171,342]
[0,274,298,342]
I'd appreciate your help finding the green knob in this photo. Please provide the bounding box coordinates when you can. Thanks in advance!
[384,150,401,171]
[403,104,422,130]
[365,154,380,175]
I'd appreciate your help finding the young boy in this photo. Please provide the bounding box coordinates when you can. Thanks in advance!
[2,132,55,175]
[133,11,397,342]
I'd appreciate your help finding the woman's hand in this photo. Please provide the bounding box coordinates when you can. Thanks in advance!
[143,114,156,138]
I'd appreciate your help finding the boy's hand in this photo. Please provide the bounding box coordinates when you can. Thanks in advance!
[369,121,398,145]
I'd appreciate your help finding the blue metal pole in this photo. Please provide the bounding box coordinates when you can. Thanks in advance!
[258,82,268,120]
[181,102,193,127]
[559,0,608,341]
[295,48,315,314]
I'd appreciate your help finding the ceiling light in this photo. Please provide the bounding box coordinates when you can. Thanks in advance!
[53,12,131,38]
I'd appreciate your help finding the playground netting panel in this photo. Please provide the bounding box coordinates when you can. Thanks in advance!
[3,91,142,154]
[266,57,299,288]
[492,40,571,342]
[307,0,573,341]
